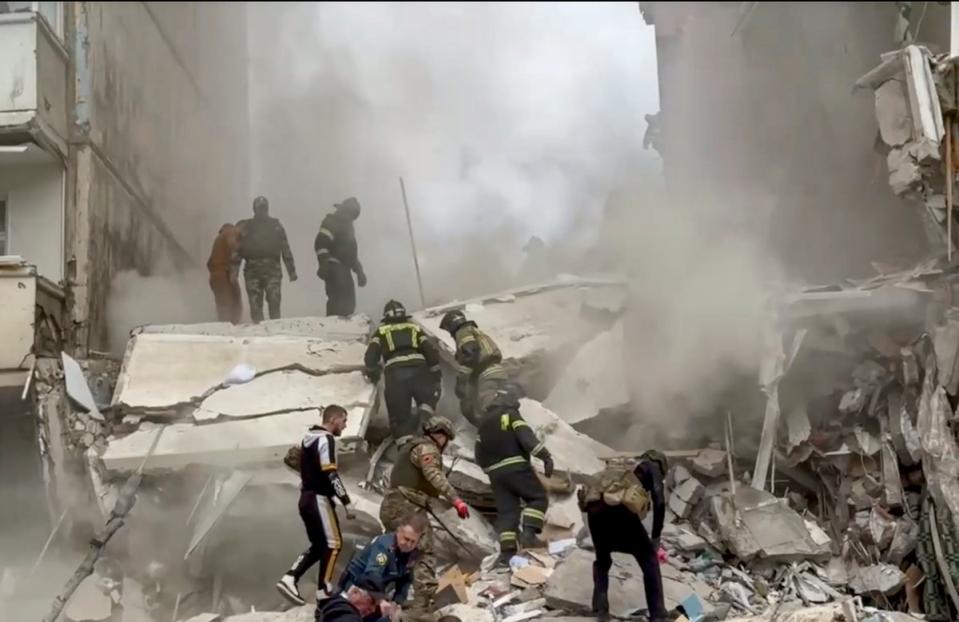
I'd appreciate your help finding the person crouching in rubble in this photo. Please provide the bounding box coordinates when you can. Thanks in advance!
[316,577,387,622]
[476,382,553,566]
[337,511,428,622]
[278,405,356,606]
[578,450,669,622]
[379,415,471,622]
[439,309,508,426]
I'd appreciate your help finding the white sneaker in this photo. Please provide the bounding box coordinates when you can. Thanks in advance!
[276,574,306,606]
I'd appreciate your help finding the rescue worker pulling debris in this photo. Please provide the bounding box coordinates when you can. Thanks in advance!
[315,197,366,317]
[578,450,668,622]
[476,382,553,566]
[379,416,471,622]
[439,309,508,425]
[278,405,356,606]
[364,300,442,443]
[237,195,298,323]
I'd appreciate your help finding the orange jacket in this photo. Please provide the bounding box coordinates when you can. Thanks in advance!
[207,223,240,273]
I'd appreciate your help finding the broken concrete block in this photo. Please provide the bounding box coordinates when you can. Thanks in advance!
[63,352,105,421]
[432,502,498,562]
[518,399,613,477]
[542,321,629,426]
[668,477,704,519]
[437,603,494,622]
[710,487,831,563]
[668,526,709,553]
[689,449,726,479]
[887,516,919,565]
[544,493,584,541]
[64,575,112,622]
[849,563,905,596]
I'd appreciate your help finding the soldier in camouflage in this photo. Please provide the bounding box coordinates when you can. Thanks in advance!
[379,416,470,621]
[237,196,297,323]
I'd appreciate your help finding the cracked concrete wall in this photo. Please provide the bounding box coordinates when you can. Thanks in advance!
[70,2,249,352]
[645,2,948,282]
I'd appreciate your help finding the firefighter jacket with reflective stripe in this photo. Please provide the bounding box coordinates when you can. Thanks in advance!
[314,212,362,273]
[365,320,440,373]
[474,406,550,474]
[452,322,503,381]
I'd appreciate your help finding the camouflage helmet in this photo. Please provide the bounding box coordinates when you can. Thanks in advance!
[423,415,455,440]
[439,309,468,335]
[253,195,269,210]
[638,449,668,475]
[383,299,408,321]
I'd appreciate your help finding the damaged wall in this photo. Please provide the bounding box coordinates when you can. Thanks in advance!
[69,2,250,352]
[643,2,945,282]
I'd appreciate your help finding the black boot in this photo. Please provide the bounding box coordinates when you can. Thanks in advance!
[519,527,542,549]
[592,562,610,621]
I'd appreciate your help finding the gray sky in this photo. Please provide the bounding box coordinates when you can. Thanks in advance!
[249,1,660,313]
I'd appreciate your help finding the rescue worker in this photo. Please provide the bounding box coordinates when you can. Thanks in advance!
[578,450,668,622]
[316,578,386,622]
[237,196,297,323]
[439,309,508,425]
[364,300,442,443]
[337,511,428,622]
[315,197,366,317]
[206,223,243,323]
[476,382,553,566]
[379,416,471,621]
[278,405,355,606]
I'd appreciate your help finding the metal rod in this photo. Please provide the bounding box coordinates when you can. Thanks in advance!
[30,507,70,575]
[399,177,427,309]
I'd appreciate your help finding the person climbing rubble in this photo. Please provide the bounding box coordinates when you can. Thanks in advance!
[379,416,471,622]
[476,382,553,566]
[236,195,298,323]
[337,511,428,622]
[315,196,366,317]
[439,309,508,425]
[316,577,387,622]
[578,450,668,622]
[206,222,243,323]
[364,300,442,444]
[278,405,355,606]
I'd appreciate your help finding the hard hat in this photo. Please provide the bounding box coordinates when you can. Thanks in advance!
[383,300,408,321]
[439,310,468,334]
[253,196,269,210]
[488,382,525,410]
[335,197,361,218]
[423,415,455,440]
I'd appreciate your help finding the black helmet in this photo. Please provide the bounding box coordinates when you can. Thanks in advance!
[440,309,468,335]
[253,196,269,210]
[488,382,525,411]
[383,300,407,321]
[423,415,455,440]
[638,449,668,476]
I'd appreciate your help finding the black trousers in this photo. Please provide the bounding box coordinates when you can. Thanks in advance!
[290,492,342,587]
[490,466,548,551]
[325,262,356,317]
[384,365,439,440]
[586,502,665,620]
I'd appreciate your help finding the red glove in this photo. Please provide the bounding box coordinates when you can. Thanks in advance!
[656,547,668,564]
[453,498,470,520]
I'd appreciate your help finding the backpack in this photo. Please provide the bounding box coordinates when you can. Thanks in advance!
[577,466,650,518]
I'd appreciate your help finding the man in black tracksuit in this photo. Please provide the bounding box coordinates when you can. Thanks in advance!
[315,197,366,317]
[278,405,355,606]
[583,451,668,622]
[364,300,442,443]
[476,383,554,566]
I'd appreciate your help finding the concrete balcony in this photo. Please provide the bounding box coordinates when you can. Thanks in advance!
[0,10,69,157]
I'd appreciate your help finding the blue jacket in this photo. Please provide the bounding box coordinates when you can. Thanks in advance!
[338,533,417,603]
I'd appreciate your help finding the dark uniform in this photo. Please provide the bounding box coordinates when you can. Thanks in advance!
[476,383,553,562]
[379,417,469,619]
[315,197,365,317]
[582,451,667,622]
[365,301,442,442]
[338,532,416,606]
[316,577,386,622]
[237,196,297,323]
[282,425,353,600]
[440,310,508,426]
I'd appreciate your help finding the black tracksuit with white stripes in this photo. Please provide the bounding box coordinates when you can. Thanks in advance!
[289,425,352,588]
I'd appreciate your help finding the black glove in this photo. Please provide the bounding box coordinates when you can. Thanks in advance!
[542,454,554,479]
[357,270,367,287]
[365,368,381,384]
[316,262,330,280]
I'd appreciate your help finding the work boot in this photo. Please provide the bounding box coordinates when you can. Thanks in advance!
[493,548,515,569]
[519,528,543,550]
[276,573,305,606]
[592,562,610,621]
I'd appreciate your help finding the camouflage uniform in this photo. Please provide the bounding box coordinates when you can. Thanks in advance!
[379,437,460,616]
[237,215,297,323]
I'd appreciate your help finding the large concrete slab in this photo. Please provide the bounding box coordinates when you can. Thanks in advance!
[413,278,626,399]
[101,407,369,474]
[520,399,612,477]
[113,316,372,412]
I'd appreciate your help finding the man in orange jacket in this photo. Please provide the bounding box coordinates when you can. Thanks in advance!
[207,223,243,323]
